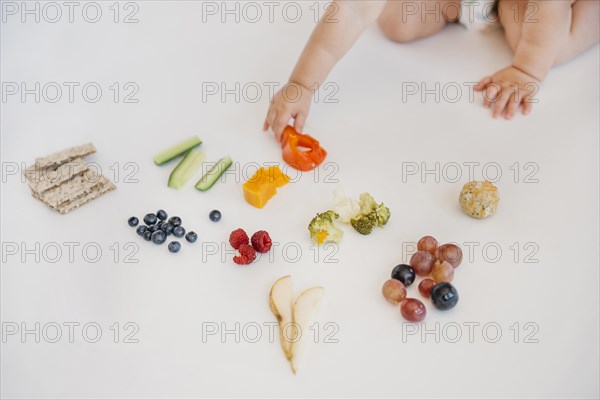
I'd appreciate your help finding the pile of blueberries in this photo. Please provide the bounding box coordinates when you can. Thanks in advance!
[128,209,197,253]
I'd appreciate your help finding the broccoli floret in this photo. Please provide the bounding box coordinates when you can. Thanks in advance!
[350,211,377,235]
[308,210,344,244]
[375,203,391,227]
[359,192,377,214]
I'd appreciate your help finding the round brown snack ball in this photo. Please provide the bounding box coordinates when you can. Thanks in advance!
[459,180,499,219]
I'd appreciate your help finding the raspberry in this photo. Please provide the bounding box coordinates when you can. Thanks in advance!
[251,230,272,253]
[233,244,257,265]
[229,228,249,250]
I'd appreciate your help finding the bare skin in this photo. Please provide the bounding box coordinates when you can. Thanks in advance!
[264,0,600,138]
[476,0,600,118]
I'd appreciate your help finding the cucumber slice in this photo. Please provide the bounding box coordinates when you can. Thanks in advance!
[154,136,202,165]
[168,150,206,190]
[195,156,233,191]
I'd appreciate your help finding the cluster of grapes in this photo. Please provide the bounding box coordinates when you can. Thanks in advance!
[382,236,462,322]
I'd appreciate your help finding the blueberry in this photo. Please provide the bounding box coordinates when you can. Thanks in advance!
[173,226,185,238]
[168,241,181,253]
[185,231,197,243]
[136,225,147,236]
[430,282,459,311]
[168,216,182,227]
[128,216,139,227]
[157,209,168,221]
[143,231,152,241]
[209,210,222,222]
[151,230,167,245]
[144,213,158,225]
[148,224,160,233]
[391,264,415,287]
[161,222,174,235]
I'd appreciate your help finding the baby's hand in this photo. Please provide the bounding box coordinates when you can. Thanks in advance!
[263,81,313,141]
[475,66,540,119]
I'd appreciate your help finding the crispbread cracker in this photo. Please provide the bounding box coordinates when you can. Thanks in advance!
[25,158,89,194]
[33,143,96,170]
[35,169,105,209]
[57,178,116,214]
[27,143,115,214]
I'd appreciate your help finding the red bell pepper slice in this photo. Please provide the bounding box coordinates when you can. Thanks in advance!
[280,126,327,171]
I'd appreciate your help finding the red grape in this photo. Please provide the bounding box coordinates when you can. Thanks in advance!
[432,260,454,283]
[418,279,436,298]
[410,251,435,276]
[417,235,438,256]
[436,243,463,268]
[382,279,407,304]
[400,298,427,322]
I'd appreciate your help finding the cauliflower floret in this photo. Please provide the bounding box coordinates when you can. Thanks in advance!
[332,187,361,223]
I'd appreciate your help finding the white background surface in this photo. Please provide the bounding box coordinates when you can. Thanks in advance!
[1,1,599,399]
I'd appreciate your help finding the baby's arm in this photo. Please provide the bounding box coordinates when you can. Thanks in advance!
[476,1,573,118]
[264,1,385,139]
[512,1,573,81]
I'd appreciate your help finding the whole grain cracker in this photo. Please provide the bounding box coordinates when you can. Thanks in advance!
[32,143,96,170]
[26,158,89,194]
[35,169,105,209]
[57,178,116,214]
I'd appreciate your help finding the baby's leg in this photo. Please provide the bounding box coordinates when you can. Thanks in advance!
[378,0,462,43]
[499,0,600,65]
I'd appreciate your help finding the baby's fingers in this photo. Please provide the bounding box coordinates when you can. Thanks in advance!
[504,91,521,120]
[522,94,534,115]
[294,112,306,134]
[272,113,291,142]
[492,89,511,119]
[484,83,501,108]
[263,109,275,132]
[475,76,492,91]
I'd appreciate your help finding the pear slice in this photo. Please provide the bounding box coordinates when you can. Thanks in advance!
[290,286,324,374]
[269,275,293,360]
